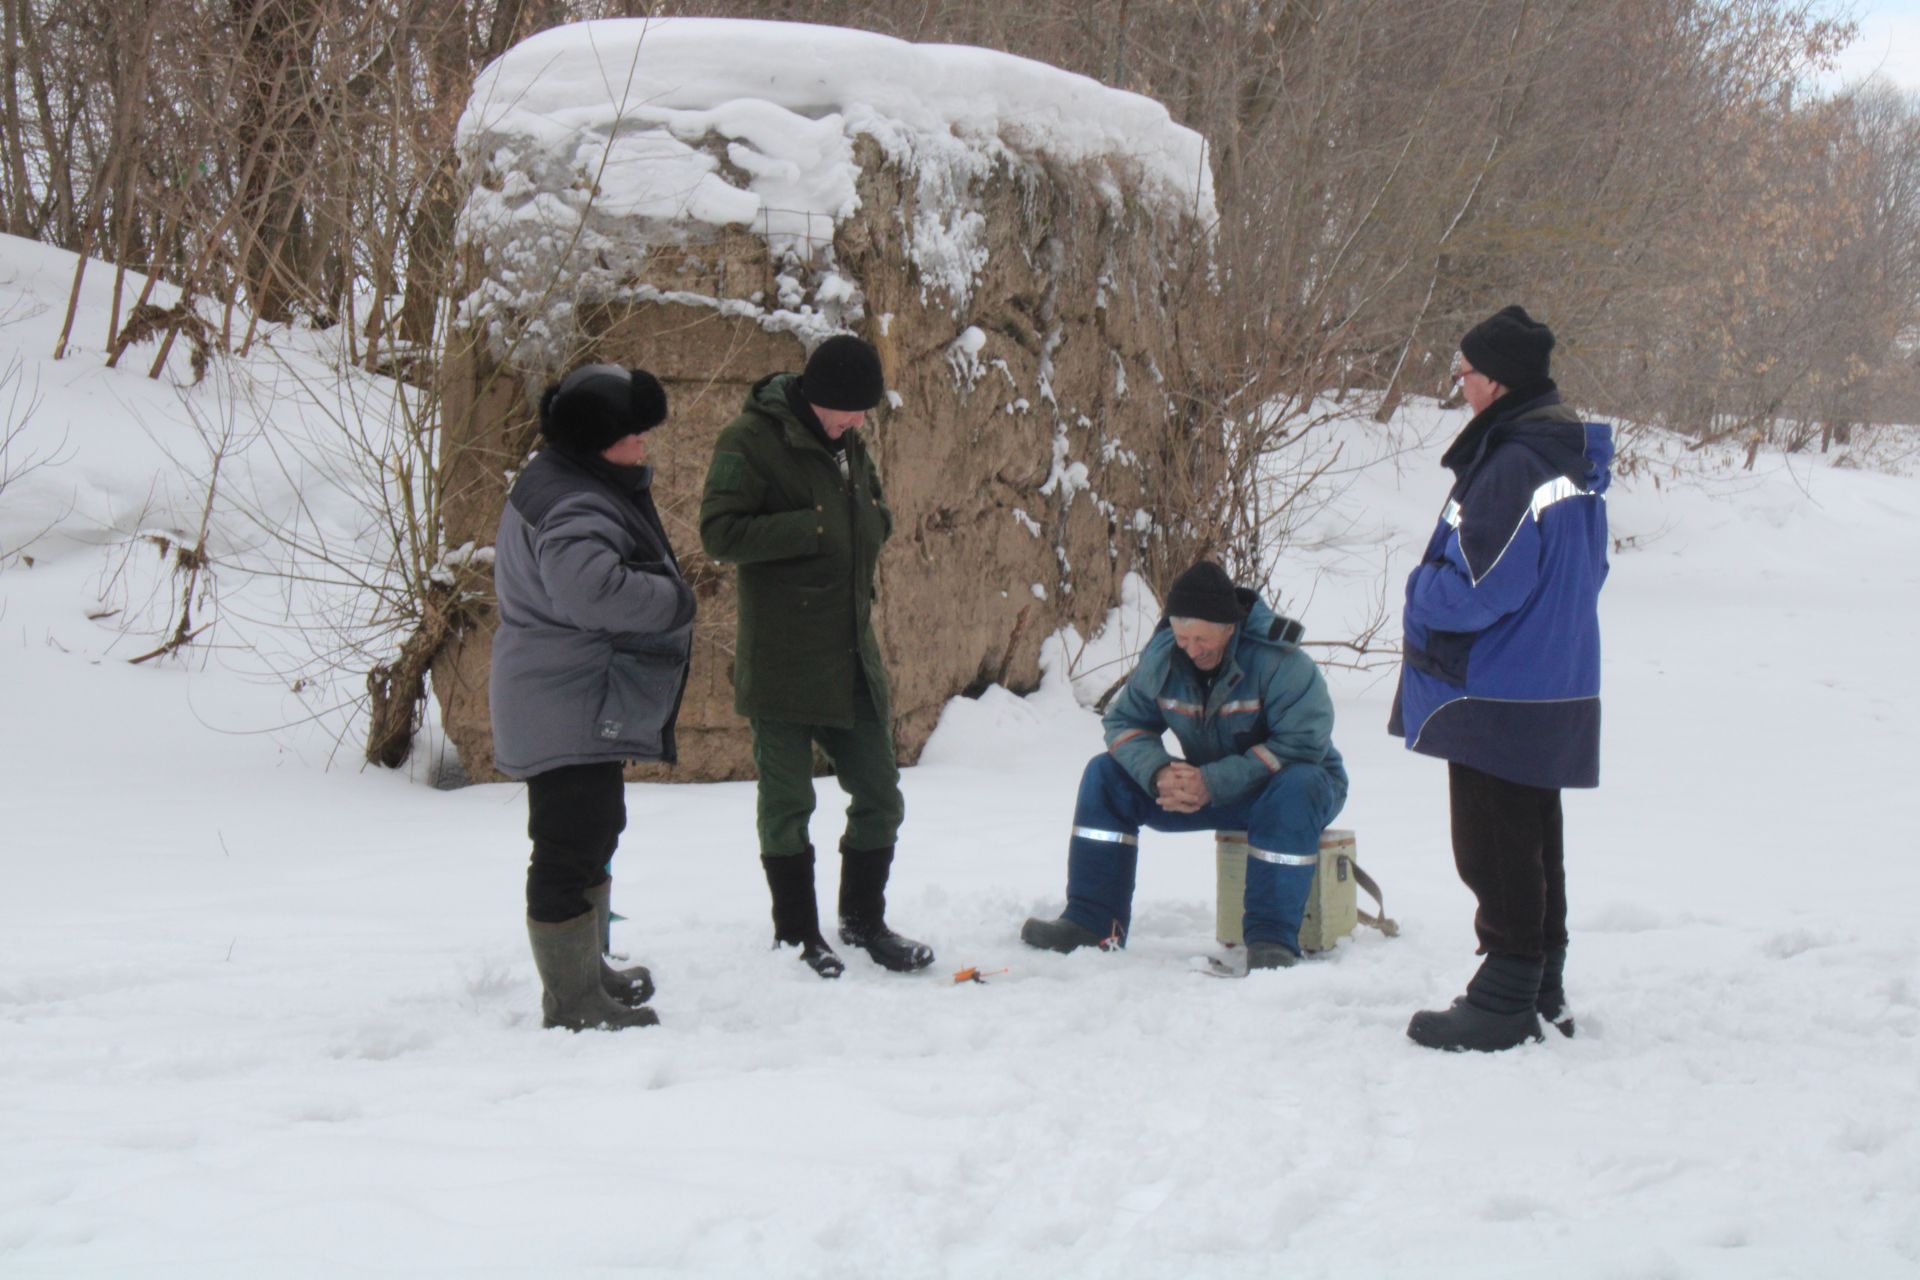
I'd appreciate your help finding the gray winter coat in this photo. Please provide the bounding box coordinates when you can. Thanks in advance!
[489,447,696,779]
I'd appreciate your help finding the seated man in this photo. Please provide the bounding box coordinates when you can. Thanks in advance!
[1022,561,1348,968]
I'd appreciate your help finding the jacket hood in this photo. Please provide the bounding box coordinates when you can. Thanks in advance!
[747,371,801,420]
[1237,592,1305,653]
[1445,389,1592,489]
[1580,422,1614,495]
[1504,410,1593,490]
[1441,384,1555,472]
[745,371,850,456]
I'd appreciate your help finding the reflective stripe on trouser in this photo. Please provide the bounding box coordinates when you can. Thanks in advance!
[1065,754,1343,951]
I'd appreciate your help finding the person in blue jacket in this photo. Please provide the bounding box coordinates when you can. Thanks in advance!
[1022,561,1348,969]
[1390,305,1612,1052]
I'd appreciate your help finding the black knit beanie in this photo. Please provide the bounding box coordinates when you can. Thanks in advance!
[1459,305,1555,391]
[800,335,885,412]
[1164,561,1246,624]
[538,364,668,454]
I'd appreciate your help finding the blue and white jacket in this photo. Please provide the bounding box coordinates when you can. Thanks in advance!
[1106,593,1348,808]
[1389,391,1611,789]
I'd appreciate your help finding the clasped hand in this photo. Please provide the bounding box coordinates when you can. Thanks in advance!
[1154,761,1210,814]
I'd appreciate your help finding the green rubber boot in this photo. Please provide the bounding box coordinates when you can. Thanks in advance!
[528,910,660,1031]
[585,880,655,1007]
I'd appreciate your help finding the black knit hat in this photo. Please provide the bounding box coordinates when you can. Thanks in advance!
[539,363,668,454]
[800,335,885,412]
[1164,561,1246,625]
[1459,305,1555,391]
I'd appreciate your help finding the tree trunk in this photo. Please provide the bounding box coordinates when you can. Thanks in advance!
[230,0,324,324]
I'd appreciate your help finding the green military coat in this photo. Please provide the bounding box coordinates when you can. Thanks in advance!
[698,373,894,727]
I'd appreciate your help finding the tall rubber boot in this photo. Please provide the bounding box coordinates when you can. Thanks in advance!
[585,880,654,1007]
[1538,945,1574,1037]
[761,849,844,979]
[837,843,935,972]
[1406,954,1543,1052]
[527,910,660,1031]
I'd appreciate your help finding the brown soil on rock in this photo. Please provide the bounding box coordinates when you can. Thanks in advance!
[433,148,1214,783]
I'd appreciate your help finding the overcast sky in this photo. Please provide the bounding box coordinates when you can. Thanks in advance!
[1828,1,1920,92]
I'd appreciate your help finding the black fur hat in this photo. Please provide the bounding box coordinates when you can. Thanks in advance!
[800,335,885,412]
[538,364,668,454]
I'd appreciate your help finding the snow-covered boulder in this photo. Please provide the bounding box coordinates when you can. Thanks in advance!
[435,17,1217,781]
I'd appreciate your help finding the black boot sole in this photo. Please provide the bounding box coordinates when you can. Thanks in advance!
[545,1006,661,1031]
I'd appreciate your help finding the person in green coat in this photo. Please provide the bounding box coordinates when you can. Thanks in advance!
[698,335,935,979]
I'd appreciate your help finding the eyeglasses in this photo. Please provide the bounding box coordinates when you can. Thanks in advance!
[1449,357,1481,387]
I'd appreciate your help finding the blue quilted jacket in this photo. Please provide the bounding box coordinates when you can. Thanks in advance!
[1105,593,1348,808]
[1389,391,1611,788]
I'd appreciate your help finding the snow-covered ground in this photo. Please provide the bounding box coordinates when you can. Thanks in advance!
[3,228,1917,1278]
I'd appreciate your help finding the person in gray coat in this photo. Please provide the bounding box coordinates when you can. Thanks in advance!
[491,363,695,1031]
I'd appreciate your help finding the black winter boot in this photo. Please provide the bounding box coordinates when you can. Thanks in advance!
[837,843,935,972]
[585,881,655,1007]
[1020,915,1105,953]
[762,849,844,979]
[1538,946,1574,1037]
[527,911,660,1031]
[1407,954,1544,1052]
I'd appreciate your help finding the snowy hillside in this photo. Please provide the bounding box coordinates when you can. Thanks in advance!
[2,233,1917,1277]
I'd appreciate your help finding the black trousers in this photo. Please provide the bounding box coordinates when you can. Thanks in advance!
[525,761,626,923]
[1448,761,1567,959]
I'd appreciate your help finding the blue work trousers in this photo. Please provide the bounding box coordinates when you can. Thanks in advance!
[1062,754,1342,953]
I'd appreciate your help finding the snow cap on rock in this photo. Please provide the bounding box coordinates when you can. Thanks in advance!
[452,18,1217,366]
